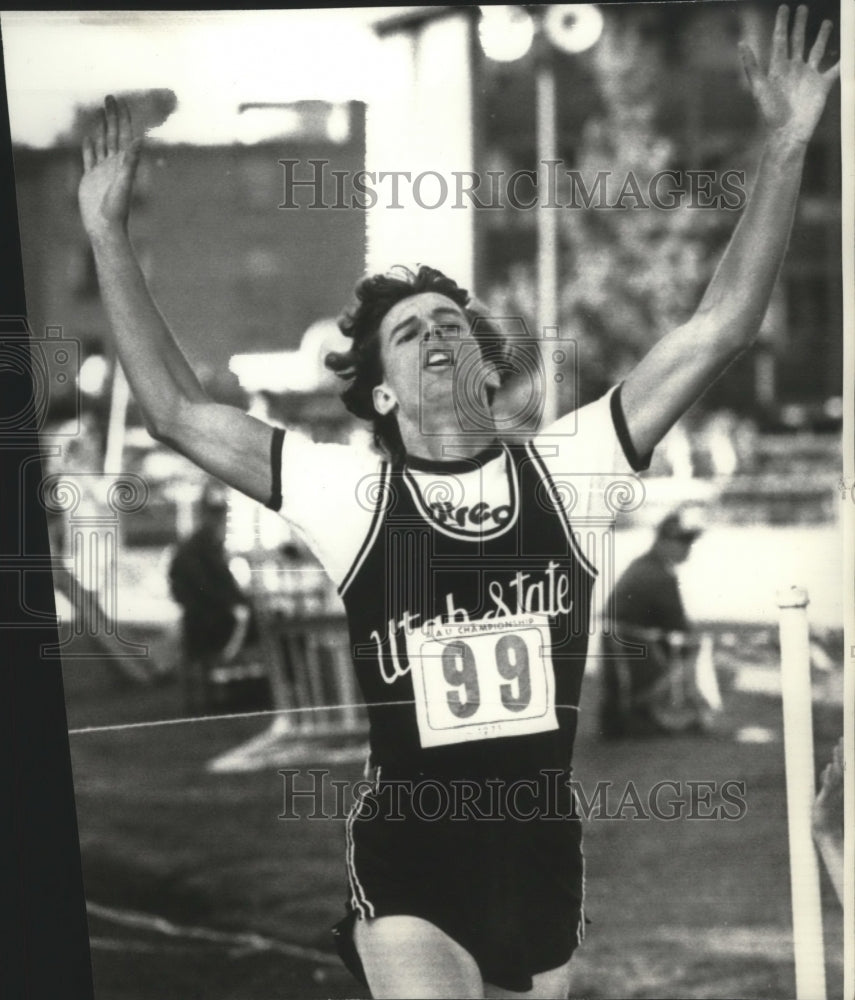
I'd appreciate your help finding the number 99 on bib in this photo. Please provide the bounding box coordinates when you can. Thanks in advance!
[408,616,558,748]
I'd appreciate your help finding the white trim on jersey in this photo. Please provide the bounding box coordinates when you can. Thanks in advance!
[401,443,521,542]
[338,461,390,598]
[345,785,375,919]
[525,441,599,579]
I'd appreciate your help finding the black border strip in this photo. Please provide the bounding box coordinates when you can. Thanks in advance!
[0,21,94,999]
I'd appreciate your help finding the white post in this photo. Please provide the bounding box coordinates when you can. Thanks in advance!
[776,585,826,1000]
[536,54,559,428]
[103,361,130,475]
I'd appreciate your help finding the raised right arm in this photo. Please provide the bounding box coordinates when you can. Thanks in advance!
[80,96,278,506]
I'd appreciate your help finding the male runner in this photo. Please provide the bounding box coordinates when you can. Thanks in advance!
[78,8,838,997]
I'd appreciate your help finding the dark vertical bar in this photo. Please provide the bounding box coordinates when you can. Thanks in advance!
[467,4,488,298]
[0,21,94,1000]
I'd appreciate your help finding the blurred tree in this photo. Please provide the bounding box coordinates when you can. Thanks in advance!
[561,13,714,396]
[486,8,752,408]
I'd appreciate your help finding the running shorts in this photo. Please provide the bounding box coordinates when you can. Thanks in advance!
[332,766,585,993]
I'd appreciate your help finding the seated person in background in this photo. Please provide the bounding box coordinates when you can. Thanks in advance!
[600,507,705,738]
[169,483,256,710]
[812,736,844,907]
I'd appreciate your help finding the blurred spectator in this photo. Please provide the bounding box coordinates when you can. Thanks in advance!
[660,420,694,479]
[702,411,740,476]
[45,415,155,682]
[169,482,258,711]
[600,507,708,738]
[695,410,760,477]
[44,414,104,557]
[812,736,844,906]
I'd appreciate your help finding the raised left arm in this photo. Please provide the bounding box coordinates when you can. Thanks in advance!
[621,5,839,458]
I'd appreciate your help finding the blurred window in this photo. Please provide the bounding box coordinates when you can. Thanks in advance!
[65,156,83,198]
[778,273,834,401]
[239,156,281,212]
[787,274,829,346]
[801,139,835,197]
[69,244,98,298]
[237,247,282,305]
[131,157,151,204]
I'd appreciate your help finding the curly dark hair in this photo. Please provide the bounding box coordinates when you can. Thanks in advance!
[325,265,508,460]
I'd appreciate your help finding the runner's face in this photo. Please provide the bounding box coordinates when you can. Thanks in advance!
[373,292,499,424]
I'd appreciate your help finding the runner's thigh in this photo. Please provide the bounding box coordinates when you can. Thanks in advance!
[484,958,573,1000]
[354,913,485,999]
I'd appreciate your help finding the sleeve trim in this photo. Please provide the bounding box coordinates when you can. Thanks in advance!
[337,461,389,597]
[265,426,286,511]
[610,384,652,473]
[525,440,598,579]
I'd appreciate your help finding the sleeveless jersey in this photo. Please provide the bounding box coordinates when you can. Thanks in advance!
[338,440,597,778]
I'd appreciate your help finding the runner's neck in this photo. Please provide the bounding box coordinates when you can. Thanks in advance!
[404,441,503,473]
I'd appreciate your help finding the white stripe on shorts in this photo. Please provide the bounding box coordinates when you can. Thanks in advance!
[345,785,375,919]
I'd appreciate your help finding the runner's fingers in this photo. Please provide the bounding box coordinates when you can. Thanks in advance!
[95,108,108,160]
[105,95,119,154]
[807,19,832,68]
[789,5,807,61]
[125,136,143,171]
[770,4,789,69]
[738,42,761,94]
[117,97,134,149]
[82,137,95,172]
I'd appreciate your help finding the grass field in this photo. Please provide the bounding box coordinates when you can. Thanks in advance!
[63,646,844,1000]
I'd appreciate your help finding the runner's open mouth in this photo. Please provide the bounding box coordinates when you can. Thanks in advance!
[425,348,455,369]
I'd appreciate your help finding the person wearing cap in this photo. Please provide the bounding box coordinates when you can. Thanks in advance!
[600,508,705,738]
[168,484,255,711]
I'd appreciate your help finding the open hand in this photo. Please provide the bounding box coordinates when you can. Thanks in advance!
[739,5,839,146]
[78,95,143,239]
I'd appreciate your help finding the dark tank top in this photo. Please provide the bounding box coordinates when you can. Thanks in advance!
[338,440,597,779]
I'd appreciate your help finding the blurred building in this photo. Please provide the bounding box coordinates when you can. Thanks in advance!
[12,5,842,430]
[12,99,366,423]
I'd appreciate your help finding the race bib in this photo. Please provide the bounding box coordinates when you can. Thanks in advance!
[407,614,558,748]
